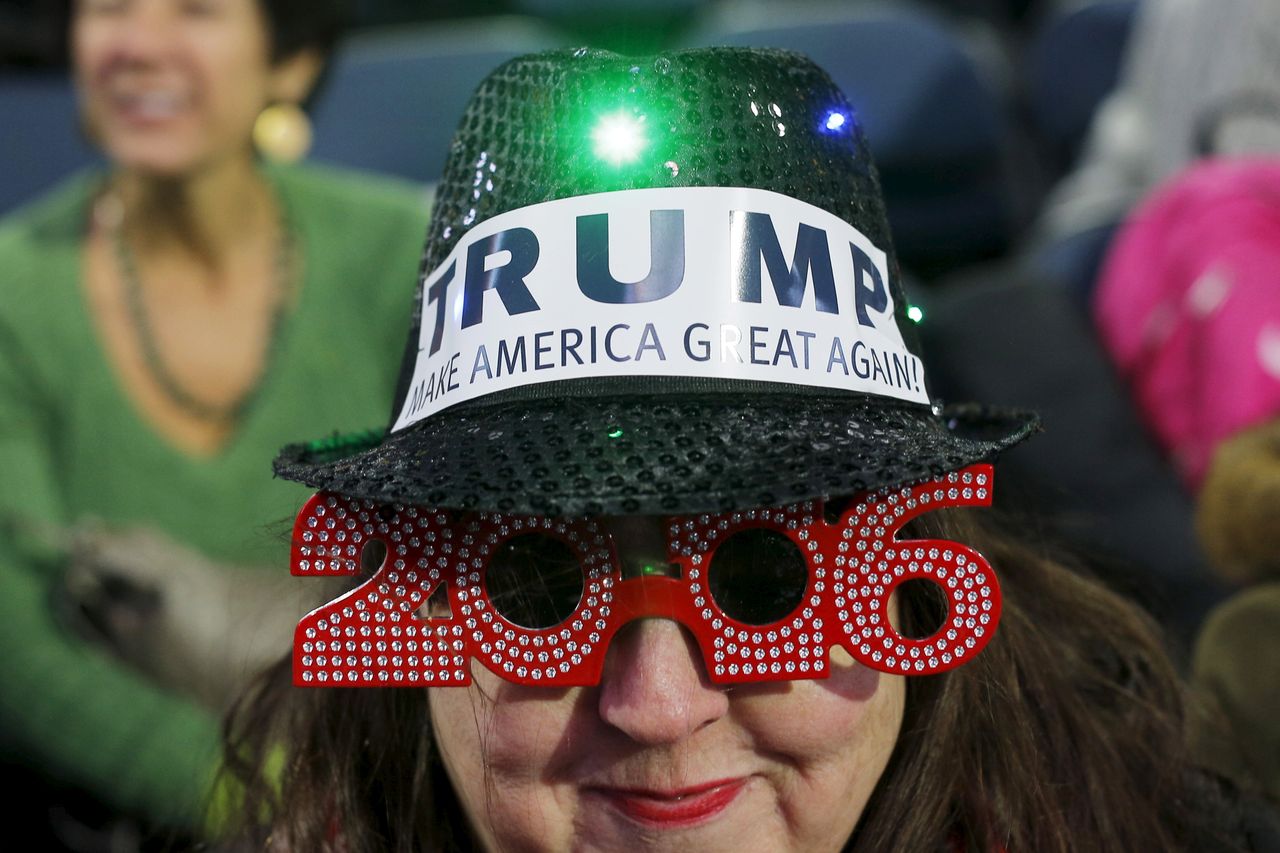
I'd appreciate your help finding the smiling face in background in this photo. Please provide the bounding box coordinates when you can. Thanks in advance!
[71,0,298,178]
[427,516,906,853]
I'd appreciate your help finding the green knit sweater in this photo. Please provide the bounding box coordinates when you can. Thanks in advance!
[0,164,427,826]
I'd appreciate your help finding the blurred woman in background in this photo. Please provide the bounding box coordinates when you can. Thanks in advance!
[0,0,426,840]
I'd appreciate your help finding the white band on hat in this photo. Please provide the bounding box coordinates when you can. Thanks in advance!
[392,186,928,432]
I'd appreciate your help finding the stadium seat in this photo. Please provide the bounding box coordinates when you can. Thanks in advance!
[682,0,1015,276]
[308,17,564,183]
[1024,1,1139,172]
[0,72,100,217]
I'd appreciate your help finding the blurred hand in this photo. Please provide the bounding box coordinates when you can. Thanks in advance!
[62,524,318,711]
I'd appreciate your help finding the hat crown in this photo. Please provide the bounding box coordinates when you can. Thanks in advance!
[271,47,1037,516]
[428,48,892,261]
[390,48,921,421]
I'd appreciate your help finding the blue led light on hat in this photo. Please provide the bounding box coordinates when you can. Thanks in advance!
[822,110,848,132]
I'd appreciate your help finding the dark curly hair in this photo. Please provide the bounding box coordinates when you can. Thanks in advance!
[256,0,347,63]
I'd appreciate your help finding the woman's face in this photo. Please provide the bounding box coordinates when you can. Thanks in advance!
[72,0,310,177]
[428,517,906,853]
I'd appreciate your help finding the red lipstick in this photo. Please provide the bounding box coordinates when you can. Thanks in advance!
[592,778,748,827]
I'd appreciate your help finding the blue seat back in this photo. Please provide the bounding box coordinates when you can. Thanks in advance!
[0,72,101,217]
[1025,1,1139,170]
[309,18,564,183]
[682,1,1013,273]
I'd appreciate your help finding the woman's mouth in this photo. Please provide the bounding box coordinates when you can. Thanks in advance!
[588,778,749,828]
[109,89,189,125]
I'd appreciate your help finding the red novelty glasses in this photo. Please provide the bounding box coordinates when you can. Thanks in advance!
[292,465,1001,687]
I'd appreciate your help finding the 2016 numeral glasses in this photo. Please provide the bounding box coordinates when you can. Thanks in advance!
[292,464,1000,687]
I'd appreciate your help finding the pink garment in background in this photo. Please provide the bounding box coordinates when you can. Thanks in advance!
[1095,157,1280,491]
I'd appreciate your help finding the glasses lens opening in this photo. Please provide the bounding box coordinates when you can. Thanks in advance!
[708,528,808,626]
[896,577,947,639]
[359,538,387,576]
[485,533,585,629]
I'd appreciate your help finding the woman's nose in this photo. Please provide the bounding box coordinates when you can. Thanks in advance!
[597,618,730,745]
[112,3,179,61]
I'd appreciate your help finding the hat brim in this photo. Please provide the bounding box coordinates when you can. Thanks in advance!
[274,393,1038,515]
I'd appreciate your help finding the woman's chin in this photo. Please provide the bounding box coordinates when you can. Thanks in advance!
[107,152,200,181]
[102,137,241,182]
[525,779,783,853]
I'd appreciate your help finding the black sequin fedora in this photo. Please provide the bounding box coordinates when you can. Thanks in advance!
[275,47,1038,515]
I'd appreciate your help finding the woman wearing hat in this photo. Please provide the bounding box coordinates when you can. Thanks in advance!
[225,49,1278,851]
[0,0,424,834]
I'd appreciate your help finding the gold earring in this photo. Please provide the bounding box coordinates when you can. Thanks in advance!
[253,102,312,164]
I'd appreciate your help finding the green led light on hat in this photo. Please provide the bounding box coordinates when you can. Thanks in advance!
[592,111,648,165]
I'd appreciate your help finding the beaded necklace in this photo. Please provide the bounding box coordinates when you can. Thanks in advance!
[102,183,295,423]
